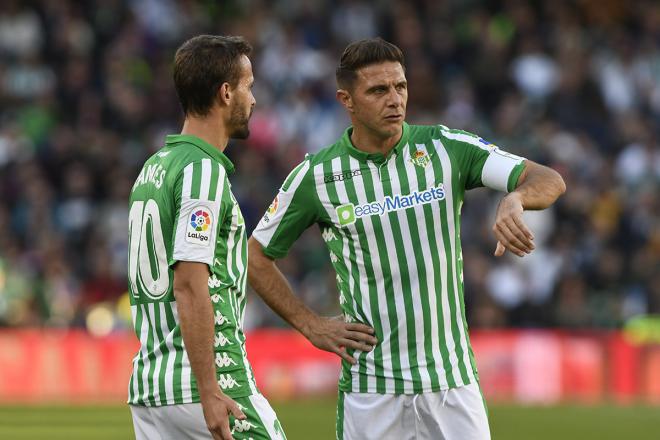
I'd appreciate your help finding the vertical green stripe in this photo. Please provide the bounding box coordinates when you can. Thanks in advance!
[336,390,345,440]
[380,160,423,392]
[172,323,184,404]
[325,158,368,392]
[361,163,403,393]
[322,160,359,388]
[207,163,220,201]
[131,306,144,402]
[135,305,146,402]
[143,305,157,405]
[397,153,441,391]
[429,142,469,384]
[153,304,169,405]
[163,302,177,403]
[451,151,479,382]
[420,146,456,388]
[190,161,202,199]
[341,160,386,393]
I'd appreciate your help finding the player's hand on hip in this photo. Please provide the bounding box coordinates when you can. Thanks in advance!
[492,192,535,258]
[303,315,378,365]
[201,390,246,440]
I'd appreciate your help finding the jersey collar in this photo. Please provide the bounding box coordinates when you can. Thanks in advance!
[340,122,409,163]
[165,134,235,174]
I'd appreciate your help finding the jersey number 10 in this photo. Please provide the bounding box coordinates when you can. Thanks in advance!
[128,200,170,299]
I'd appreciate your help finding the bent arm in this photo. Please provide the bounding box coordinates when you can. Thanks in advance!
[247,237,377,364]
[247,237,319,335]
[492,160,566,257]
[511,160,566,210]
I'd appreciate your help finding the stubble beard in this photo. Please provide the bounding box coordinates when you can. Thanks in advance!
[229,102,251,140]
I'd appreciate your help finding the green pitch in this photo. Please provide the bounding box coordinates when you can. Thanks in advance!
[0,400,658,439]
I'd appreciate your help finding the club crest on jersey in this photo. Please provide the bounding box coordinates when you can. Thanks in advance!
[186,206,212,245]
[409,147,431,168]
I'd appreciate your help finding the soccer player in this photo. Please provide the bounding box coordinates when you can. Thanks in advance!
[127,35,285,440]
[248,38,565,439]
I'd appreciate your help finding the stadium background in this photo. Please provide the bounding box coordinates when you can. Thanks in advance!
[0,0,659,438]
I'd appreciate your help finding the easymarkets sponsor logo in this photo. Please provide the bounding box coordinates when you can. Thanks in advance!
[335,184,446,226]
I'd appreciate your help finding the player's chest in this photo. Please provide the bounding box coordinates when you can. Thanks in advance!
[315,149,454,229]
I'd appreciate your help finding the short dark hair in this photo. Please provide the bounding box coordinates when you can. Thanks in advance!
[336,38,405,90]
[173,35,252,116]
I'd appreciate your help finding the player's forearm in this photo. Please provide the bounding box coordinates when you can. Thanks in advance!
[511,161,566,210]
[173,275,219,397]
[247,237,319,336]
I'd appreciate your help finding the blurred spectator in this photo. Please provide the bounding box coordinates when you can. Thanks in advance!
[0,0,658,331]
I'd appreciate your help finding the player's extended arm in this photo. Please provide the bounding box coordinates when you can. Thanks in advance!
[173,261,246,440]
[247,237,377,364]
[493,160,566,257]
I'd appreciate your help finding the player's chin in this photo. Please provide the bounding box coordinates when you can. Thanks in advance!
[230,125,250,140]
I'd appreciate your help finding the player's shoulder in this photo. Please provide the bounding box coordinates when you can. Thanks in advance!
[409,123,490,151]
[306,141,345,168]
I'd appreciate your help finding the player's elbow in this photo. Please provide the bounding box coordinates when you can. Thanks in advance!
[552,168,567,197]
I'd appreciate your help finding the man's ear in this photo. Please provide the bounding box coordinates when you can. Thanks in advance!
[336,89,354,113]
[217,82,232,106]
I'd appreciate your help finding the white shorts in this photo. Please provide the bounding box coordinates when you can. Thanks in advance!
[338,383,490,440]
[130,393,286,440]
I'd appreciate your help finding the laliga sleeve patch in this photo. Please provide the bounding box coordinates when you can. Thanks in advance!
[186,206,213,246]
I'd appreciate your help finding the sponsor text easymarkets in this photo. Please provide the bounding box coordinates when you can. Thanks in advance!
[336,184,445,226]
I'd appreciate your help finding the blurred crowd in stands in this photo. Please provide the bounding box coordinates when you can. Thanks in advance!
[0,0,658,331]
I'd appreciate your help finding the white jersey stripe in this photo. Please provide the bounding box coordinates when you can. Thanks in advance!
[435,139,476,384]
[329,157,376,392]
[161,302,176,405]
[389,144,433,391]
[147,301,164,403]
[410,144,449,390]
[139,303,153,403]
[371,158,414,393]
[199,158,212,200]
[426,144,461,386]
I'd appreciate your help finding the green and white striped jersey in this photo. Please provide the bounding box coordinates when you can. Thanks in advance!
[128,134,258,406]
[252,123,525,394]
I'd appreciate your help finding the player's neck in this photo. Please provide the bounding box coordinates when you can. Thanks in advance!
[350,125,402,155]
[180,117,229,152]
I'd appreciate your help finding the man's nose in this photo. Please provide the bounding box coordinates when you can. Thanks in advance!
[387,87,402,106]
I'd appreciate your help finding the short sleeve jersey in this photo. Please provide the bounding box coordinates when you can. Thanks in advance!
[252,123,525,394]
[128,134,258,406]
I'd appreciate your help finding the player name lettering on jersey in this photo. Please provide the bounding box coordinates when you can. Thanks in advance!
[132,163,166,192]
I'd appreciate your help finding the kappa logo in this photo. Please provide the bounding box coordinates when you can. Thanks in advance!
[217,373,239,390]
[232,419,256,434]
[211,293,224,304]
[324,169,362,183]
[215,352,238,368]
[215,311,230,326]
[321,228,337,242]
[214,333,232,347]
[186,206,213,245]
